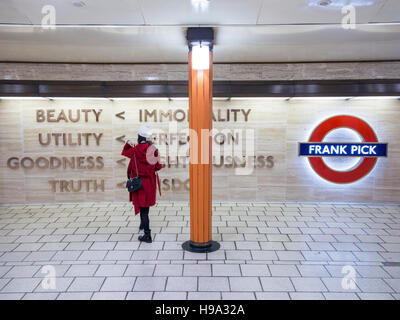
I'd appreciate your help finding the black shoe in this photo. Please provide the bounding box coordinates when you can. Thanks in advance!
[138,230,152,243]
[139,223,144,231]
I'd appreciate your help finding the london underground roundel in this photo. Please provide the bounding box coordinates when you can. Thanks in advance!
[299,115,388,184]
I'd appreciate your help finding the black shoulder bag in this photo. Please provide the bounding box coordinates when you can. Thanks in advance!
[126,151,143,192]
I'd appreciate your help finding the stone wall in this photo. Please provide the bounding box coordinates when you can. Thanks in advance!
[1,61,399,81]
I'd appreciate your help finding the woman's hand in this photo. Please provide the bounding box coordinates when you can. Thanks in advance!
[126,140,135,147]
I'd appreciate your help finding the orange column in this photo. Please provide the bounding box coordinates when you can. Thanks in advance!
[182,48,220,253]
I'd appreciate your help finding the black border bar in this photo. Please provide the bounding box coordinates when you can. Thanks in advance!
[0,80,399,97]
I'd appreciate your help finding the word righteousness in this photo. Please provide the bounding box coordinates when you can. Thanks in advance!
[140,108,251,122]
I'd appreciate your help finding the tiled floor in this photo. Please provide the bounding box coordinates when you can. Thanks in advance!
[0,201,399,300]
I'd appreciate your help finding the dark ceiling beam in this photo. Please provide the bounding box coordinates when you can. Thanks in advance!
[0,80,400,97]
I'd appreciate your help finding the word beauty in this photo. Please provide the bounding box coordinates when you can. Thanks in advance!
[36,109,103,122]
[299,143,387,157]
[299,115,388,184]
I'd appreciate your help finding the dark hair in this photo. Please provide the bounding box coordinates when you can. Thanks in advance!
[138,134,152,145]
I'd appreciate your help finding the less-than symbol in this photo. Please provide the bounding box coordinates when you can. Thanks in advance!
[116,158,126,166]
[116,135,126,143]
[116,182,125,189]
[116,111,125,120]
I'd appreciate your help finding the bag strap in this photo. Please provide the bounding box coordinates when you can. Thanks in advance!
[133,149,139,178]
[156,172,161,196]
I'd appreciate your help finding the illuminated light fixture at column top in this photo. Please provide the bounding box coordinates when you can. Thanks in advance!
[192,45,210,70]
[187,27,214,70]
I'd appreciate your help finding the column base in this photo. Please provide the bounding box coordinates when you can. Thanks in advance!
[182,240,220,253]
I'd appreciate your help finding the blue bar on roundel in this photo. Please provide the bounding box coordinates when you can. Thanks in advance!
[299,143,388,157]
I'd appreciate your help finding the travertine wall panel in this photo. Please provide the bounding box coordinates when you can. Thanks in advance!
[0,98,399,204]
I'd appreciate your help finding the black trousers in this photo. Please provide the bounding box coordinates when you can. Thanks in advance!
[139,207,150,232]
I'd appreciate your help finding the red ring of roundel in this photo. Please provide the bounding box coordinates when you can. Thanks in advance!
[308,115,378,184]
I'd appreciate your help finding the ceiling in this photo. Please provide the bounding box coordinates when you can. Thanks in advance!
[0,0,399,63]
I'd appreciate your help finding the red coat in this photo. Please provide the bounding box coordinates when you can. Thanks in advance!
[121,142,163,215]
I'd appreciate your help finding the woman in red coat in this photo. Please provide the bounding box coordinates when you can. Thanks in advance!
[121,125,163,243]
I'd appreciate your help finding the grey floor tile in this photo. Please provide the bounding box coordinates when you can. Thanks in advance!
[4,266,41,278]
[57,292,93,300]
[105,250,133,260]
[321,277,360,293]
[297,265,330,277]
[52,251,82,261]
[251,251,278,261]
[356,266,391,278]
[198,277,229,291]
[153,291,187,300]
[356,278,394,293]
[1,278,41,293]
[95,264,127,277]
[90,242,116,251]
[0,252,30,263]
[301,251,330,262]
[276,251,304,261]
[166,277,197,291]
[291,278,327,292]
[260,277,294,292]
[384,279,400,292]
[255,292,290,300]
[0,293,24,300]
[226,250,251,260]
[290,292,325,300]
[0,279,11,291]
[222,292,256,300]
[114,241,140,251]
[383,266,400,278]
[131,251,159,261]
[357,293,395,300]
[0,266,12,277]
[92,291,127,300]
[34,277,74,293]
[327,251,358,262]
[323,292,360,300]
[213,264,241,276]
[240,264,270,276]
[68,277,105,292]
[229,277,262,291]
[183,264,211,276]
[188,292,221,300]
[100,277,136,292]
[78,251,108,261]
[269,265,300,277]
[134,277,166,291]
[65,265,99,277]
[126,292,153,300]
[154,264,183,276]
[22,292,59,300]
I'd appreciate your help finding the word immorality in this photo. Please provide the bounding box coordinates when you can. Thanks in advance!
[140,109,251,122]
